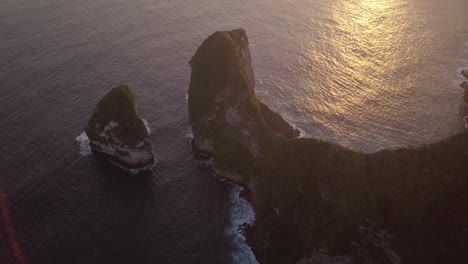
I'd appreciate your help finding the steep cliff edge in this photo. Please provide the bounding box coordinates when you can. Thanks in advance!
[188,29,299,186]
[86,85,154,172]
[189,29,468,264]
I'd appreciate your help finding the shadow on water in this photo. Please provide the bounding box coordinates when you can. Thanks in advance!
[93,157,159,212]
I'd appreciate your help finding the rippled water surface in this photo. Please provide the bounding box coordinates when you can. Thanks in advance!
[1,0,467,263]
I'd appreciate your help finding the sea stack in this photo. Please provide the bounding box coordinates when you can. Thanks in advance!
[85,85,154,172]
[188,28,299,185]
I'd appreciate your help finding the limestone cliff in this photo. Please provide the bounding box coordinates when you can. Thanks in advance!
[85,85,154,172]
[189,29,468,264]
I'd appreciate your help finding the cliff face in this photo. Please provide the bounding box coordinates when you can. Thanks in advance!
[86,85,154,172]
[188,29,299,186]
[189,29,468,264]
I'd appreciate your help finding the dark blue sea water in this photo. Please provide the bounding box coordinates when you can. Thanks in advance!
[1,0,467,263]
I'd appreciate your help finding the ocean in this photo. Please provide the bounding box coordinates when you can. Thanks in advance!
[1,0,467,263]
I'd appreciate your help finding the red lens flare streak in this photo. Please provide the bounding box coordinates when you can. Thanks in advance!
[0,193,26,264]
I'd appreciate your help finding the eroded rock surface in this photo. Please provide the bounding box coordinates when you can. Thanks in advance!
[85,85,154,172]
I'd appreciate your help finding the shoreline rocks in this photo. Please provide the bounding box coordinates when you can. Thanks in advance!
[85,85,155,172]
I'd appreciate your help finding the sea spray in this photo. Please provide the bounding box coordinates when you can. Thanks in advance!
[225,184,258,264]
[292,123,307,138]
[142,119,151,134]
[186,126,194,143]
[76,132,92,157]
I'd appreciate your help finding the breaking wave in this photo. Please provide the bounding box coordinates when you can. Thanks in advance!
[225,184,258,264]
[292,123,307,138]
[185,126,194,142]
[76,132,92,157]
[142,119,151,134]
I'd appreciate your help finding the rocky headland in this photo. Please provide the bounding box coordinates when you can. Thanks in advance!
[189,29,468,264]
[85,85,154,172]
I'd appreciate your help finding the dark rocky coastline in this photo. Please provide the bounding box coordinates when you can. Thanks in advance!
[192,143,259,260]
[188,29,468,264]
[191,138,213,160]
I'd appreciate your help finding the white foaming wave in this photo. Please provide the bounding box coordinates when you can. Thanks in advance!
[76,132,92,157]
[226,184,258,264]
[127,160,155,175]
[142,119,151,135]
[185,126,194,142]
[292,123,307,138]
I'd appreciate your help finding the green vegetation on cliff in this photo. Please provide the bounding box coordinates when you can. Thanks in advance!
[255,133,468,263]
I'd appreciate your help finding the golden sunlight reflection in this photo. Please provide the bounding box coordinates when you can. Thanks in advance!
[360,0,388,9]
[298,0,418,140]
[329,0,408,108]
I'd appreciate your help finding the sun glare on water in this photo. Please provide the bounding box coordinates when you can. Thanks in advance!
[296,0,426,148]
